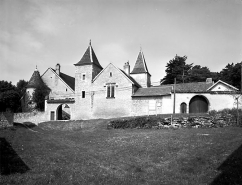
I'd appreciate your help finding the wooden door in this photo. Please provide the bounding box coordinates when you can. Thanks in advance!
[180,103,187,113]
[189,96,208,113]
[50,111,55,120]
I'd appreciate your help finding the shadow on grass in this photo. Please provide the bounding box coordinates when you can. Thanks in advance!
[13,122,36,128]
[210,144,242,185]
[0,137,30,175]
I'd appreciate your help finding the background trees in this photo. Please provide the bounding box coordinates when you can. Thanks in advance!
[161,55,240,89]
[0,80,28,112]
[32,83,49,111]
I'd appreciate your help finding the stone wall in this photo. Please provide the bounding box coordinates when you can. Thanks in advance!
[0,112,14,128]
[14,111,47,125]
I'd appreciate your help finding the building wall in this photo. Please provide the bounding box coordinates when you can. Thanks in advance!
[210,83,234,91]
[173,93,239,113]
[74,65,95,119]
[42,69,75,99]
[73,63,134,119]
[130,73,151,87]
[45,102,75,120]
[14,111,47,125]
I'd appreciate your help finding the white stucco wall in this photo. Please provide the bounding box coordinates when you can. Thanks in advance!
[172,93,240,113]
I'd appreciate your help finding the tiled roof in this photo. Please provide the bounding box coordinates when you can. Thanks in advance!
[26,70,44,88]
[173,82,213,93]
[60,72,75,91]
[132,86,172,97]
[52,68,75,91]
[74,44,103,69]
[131,51,150,75]
[120,70,141,87]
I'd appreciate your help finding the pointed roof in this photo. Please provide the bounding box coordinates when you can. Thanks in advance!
[74,41,103,69]
[26,67,44,88]
[131,50,150,75]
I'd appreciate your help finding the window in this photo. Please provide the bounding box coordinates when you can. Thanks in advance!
[110,72,112,77]
[106,83,115,98]
[82,74,86,81]
[82,91,85,98]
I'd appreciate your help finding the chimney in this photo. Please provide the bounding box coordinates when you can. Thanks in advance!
[56,63,60,75]
[123,61,130,76]
[206,78,212,84]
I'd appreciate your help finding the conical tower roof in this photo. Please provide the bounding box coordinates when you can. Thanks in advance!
[131,50,150,75]
[74,41,103,69]
[26,67,44,88]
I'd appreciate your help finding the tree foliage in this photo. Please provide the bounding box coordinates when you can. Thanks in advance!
[32,83,49,111]
[0,80,21,112]
[220,63,241,90]
[16,79,28,97]
[161,55,192,84]
[188,65,212,82]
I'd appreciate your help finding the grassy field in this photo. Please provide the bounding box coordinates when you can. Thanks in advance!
[1,120,242,185]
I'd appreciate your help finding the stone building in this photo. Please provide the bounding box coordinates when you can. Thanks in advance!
[24,42,240,121]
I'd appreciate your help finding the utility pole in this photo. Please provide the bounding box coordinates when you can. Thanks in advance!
[173,78,176,114]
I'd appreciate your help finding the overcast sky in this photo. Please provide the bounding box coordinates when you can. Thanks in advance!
[1,0,242,86]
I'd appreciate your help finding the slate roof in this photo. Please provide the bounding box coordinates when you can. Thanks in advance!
[26,69,44,88]
[74,43,103,69]
[52,68,75,91]
[131,51,150,75]
[120,70,141,87]
[132,86,172,97]
[173,82,214,93]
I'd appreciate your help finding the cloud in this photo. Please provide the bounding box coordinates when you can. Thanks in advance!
[97,43,129,65]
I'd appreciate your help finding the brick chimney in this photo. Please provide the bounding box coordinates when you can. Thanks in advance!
[123,61,130,76]
[56,63,60,75]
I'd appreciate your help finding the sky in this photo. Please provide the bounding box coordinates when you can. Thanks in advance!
[0,0,242,86]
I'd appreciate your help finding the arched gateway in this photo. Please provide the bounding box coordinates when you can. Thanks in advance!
[47,99,74,121]
[189,95,209,113]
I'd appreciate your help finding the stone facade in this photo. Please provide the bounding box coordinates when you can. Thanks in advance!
[24,43,241,122]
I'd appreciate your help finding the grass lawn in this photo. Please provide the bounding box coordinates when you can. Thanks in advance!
[1,120,242,185]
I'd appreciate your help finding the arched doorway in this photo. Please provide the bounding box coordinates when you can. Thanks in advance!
[189,95,209,113]
[180,102,187,113]
[56,104,71,120]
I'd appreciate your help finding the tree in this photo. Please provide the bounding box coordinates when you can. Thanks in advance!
[16,79,28,97]
[220,63,241,90]
[0,80,21,112]
[188,65,212,82]
[32,83,49,111]
[161,55,193,84]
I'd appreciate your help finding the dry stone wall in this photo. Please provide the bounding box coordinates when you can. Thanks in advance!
[14,111,47,125]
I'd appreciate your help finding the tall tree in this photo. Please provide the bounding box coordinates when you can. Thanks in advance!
[188,65,211,82]
[220,63,241,90]
[16,79,28,97]
[0,81,21,112]
[32,83,49,111]
[161,55,193,84]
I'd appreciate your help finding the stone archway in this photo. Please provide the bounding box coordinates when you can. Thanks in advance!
[189,95,209,113]
[56,104,71,120]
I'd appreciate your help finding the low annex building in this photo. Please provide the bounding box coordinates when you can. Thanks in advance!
[23,42,240,121]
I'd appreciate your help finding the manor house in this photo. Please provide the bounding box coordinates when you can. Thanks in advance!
[23,42,240,120]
